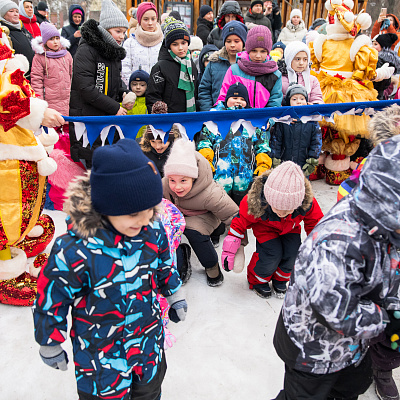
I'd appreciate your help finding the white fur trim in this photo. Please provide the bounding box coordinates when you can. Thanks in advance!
[325,1,334,11]
[31,36,71,54]
[356,12,372,31]
[27,225,44,238]
[0,247,27,279]
[0,135,47,162]
[44,144,54,154]
[37,157,57,176]
[325,154,350,171]
[37,127,59,147]
[6,55,30,73]
[17,97,48,131]
[350,34,372,62]
[344,11,354,23]
[343,0,354,8]
[313,33,327,62]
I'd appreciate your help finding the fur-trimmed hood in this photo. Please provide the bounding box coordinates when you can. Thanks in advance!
[63,172,105,239]
[368,104,400,146]
[246,168,313,219]
[140,124,181,152]
[80,19,126,61]
[208,45,229,62]
[31,35,70,54]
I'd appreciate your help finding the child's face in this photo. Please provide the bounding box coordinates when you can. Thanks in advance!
[291,51,308,72]
[130,81,147,97]
[290,94,307,106]
[170,39,189,58]
[271,206,295,218]
[249,47,269,63]
[141,9,157,32]
[168,175,194,197]
[252,4,263,14]
[372,41,382,52]
[46,36,60,51]
[150,139,170,154]
[225,35,243,57]
[226,96,247,108]
[107,27,127,45]
[275,47,284,57]
[291,15,301,25]
[107,208,154,237]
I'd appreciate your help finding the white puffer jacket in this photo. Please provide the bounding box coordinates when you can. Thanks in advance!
[278,20,307,45]
[122,34,162,86]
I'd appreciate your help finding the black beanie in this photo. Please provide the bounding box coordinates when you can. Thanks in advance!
[37,1,48,11]
[90,139,162,215]
[250,0,264,11]
[375,33,399,50]
[200,5,213,18]
[224,82,250,108]
[169,10,182,21]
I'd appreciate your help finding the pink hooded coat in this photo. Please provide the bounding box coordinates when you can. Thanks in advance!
[31,36,73,116]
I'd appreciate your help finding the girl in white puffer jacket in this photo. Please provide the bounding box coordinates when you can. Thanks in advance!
[122,2,163,86]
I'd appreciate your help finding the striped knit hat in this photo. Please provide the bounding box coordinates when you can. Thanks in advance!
[164,16,190,49]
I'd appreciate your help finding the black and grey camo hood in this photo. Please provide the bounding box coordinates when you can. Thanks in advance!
[353,135,400,236]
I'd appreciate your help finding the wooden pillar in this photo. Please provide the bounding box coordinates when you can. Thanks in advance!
[308,0,315,27]
[194,0,200,33]
[302,0,307,22]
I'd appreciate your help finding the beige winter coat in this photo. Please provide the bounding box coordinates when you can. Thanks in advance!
[162,152,239,235]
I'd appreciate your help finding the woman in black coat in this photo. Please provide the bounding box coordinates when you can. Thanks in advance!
[69,18,128,167]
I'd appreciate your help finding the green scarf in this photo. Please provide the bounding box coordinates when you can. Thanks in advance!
[168,50,196,112]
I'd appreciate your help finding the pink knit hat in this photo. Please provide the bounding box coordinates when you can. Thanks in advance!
[137,2,158,25]
[164,139,198,178]
[264,161,305,210]
[245,25,272,53]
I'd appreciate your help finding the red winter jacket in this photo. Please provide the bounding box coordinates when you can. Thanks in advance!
[20,14,41,38]
[229,170,323,243]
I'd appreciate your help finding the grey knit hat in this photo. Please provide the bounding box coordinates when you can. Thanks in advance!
[284,83,308,105]
[99,0,128,30]
[0,0,18,18]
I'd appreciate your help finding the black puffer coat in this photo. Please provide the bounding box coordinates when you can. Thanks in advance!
[146,44,198,114]
[61,5,85,57]
[69,19,127,165]
[196,16,213,45]
[2,20,34,80]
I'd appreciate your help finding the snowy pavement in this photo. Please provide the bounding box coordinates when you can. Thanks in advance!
[1,180,397,400]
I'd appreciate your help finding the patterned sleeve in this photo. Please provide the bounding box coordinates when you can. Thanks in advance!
[155,220,182,297]
[33,236,86,346]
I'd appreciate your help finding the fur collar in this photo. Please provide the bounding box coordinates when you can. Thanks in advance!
[63,172,104,239]
[209,46,229,62]
[81,19,126,61]
[31,36,70,54]
[247,169,314,219]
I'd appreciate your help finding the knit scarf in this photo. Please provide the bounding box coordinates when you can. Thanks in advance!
[44,48,68,58]
[0,16,21,30]
[134,24,163,47]
[237,51,278,76]
[168,49,196,112]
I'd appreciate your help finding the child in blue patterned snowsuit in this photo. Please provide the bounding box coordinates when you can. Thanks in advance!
[197,82,272,205]
[33,139,186,400]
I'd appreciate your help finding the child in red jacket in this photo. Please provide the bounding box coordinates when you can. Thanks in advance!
[221,161,323,298]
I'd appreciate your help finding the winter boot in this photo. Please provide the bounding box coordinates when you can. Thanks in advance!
[206,263,224,287]
[179,243,192,285]
[272,280,287,299]
[374,369,399,400]
[253,283,272,299]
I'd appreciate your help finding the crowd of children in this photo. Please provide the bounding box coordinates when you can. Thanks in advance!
[13,0,400,398]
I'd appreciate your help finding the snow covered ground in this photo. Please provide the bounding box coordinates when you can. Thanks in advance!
[1,180,398,400]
